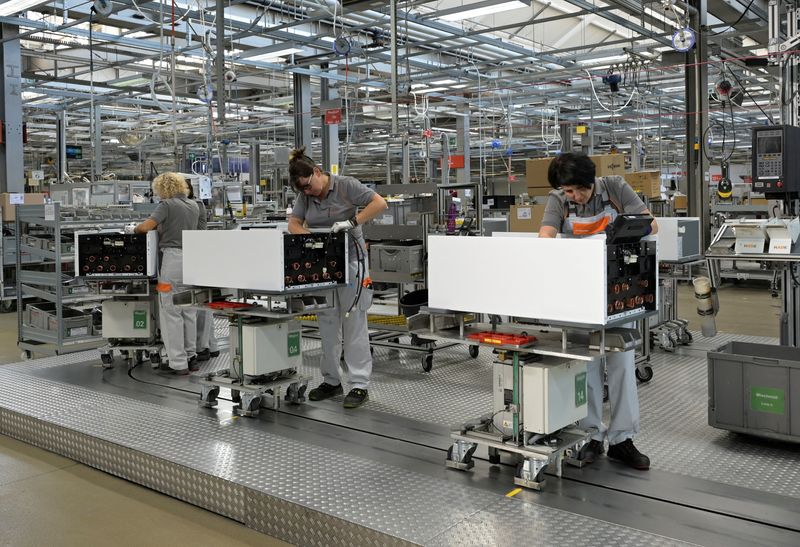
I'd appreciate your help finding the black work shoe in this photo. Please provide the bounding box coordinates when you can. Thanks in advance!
[210,350,220,358]
[343,388,369,409]
[607,439,650,470]
[578,439,605,464]
[171,367,190,376]
[308,382,343,401]
[196,349,211,362]
[188,356,199,372]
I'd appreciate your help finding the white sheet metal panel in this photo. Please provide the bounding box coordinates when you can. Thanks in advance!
[183,229,284,291]
[427,235,608,325]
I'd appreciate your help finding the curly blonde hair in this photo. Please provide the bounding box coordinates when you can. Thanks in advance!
[152,172,188,199]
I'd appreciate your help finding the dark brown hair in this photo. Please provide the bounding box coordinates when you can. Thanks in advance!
[288,146,316,191]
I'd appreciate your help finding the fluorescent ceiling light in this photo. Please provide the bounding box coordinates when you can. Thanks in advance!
[414,87,447,94]
[438,1,527,22]
[0,0,44,16]
[431,79,457,85]
[577,55,627,66]
[239,45,303,61]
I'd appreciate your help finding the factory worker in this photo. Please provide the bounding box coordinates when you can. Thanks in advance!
[131,172,200,375]
[186,182,219,362]
[288,146,388,409]
[539,152,658,470]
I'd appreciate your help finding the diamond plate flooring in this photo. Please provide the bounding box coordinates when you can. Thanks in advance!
[1,325,799,545]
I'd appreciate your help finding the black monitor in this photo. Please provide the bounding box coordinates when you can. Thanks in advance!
[66,145,82,159]
[606,214,653,243]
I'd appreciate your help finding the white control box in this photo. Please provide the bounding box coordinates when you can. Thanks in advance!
[230,321,302,377]
[101,300,154,339]
[522,359,588,434]
[183,229,348,292]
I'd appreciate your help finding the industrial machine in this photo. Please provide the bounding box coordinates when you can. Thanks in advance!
[74,230,161,367]
[182,230,345,416]
[183,229,348,292]
[751,125,800,198]
[424,227,655,489]
[75,231,158,277]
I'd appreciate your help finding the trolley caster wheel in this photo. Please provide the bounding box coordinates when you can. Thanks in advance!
[389,337,399,344]
[134,350,144,365]
[231,389,241,404]
[199,386,220,408]
[284,383,307,405]
[636,365,654,383]
[446,442,477,469]
[603,384,609,402]
[515,460,547,488]
[100,352,114,368]
[421,353,433,372]
[488,447,501,465]
[0,300,16,313]
[20,350,32,360]
[468,345,479,358]
[149,351,161,367]
[120,350,130,361]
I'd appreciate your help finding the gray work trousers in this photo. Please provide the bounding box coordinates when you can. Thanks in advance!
[316,255,373,390]
[196,310,219,353]
[579,348,640,446]
[157,248,197,370]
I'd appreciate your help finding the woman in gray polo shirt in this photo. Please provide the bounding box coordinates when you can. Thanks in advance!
[133,172,200,375]
[288,146,388,409]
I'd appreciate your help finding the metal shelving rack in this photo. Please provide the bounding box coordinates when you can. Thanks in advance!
[14,203,149,358]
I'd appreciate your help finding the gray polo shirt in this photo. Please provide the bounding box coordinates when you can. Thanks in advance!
[149,193,200,249]
[540,176,648,232]
[291,174,376,250]
[193,198,207,230]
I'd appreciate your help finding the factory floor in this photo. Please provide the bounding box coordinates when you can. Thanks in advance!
[0,281,787,546]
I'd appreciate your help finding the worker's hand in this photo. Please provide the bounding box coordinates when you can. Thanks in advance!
[123,223,137,234]
[331,219,356,233]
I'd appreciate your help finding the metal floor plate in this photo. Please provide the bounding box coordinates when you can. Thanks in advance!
[0,352,710,546]
[1,326,799,545]
[202,327,800,500]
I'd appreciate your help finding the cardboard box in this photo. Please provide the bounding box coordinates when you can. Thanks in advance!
[526,186,553,197]
[1,193,46,221]
[525,158,554,187]
[624,171,661,198]
[673,195,688,210]
[590,154,627,176]
[526,155,627,187]
[510,204,546,233]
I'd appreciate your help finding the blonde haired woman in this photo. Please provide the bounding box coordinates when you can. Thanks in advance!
[132,172,200,375]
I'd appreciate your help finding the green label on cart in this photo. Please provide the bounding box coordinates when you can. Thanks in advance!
[750,386,785,414]
[575,371,587,407]
[287,331,300,357]
[133,310,147,330]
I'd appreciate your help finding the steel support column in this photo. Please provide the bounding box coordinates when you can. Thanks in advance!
[56,111,66,184]
[293,73,312,152]
[456,106,470,186]
[686,0,710,249]
[93,105,102,179]
[320,68,339,174]
[390,0,398,135]
[249,143,260,202]
[0,23,23,193]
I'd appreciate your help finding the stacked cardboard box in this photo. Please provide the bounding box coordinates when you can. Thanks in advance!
[624,171,661,199]
[1,193,47,221]
[509,204,547,233]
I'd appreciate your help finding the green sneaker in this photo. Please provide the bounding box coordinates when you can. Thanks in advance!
[343,388,369,409]
[308,382,343,401]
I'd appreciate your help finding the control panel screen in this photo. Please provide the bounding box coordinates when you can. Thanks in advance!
[757,133,781,156]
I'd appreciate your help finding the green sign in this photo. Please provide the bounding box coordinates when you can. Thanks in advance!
[750,386,785,414]
[133,310,147,330]
[575,371,587,407]
[288,331,300,357]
